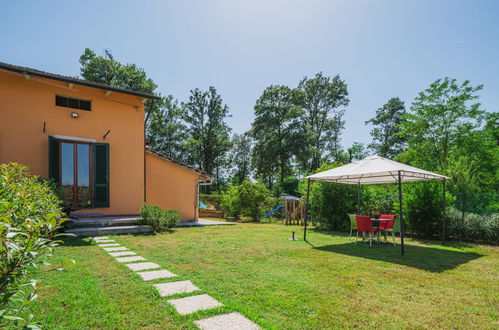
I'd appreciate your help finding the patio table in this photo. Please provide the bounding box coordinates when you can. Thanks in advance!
[370,218,397,244]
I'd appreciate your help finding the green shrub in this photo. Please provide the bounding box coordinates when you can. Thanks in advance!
[221,186,238,217]
[139,203,180,232]
[221,181,272,221]
[446,207,498,242]
[164,209,181,228]
[0,162,67,328]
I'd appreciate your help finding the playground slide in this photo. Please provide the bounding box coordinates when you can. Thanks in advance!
[262,204,285,219]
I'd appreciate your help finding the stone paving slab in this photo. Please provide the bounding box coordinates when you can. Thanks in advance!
[98,243,120,247]
[154,280,199,297]
[103,247,128,252]
[168,294,222,315]
[137,269,177,281]
[124,262,161,271]
[92,236,109,240]
[94,239,116,243]
[109,251,136,257]
[195,312,259,330]
[115,256,146,263]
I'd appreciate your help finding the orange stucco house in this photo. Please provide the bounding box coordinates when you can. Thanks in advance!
[0,62,211,223]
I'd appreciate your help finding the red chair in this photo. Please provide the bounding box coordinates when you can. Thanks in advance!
[355,216,378,246]
[378,214,396,246]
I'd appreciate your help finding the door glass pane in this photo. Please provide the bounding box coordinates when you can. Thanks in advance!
[61,143,74,185]
[77,144,91,208]
[60,143,75,209]
[77,144,90,187]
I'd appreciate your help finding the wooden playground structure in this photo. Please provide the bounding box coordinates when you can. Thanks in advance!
[283,196,305,226]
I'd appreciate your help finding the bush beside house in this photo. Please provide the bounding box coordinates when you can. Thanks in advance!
[139,203,180,232]
[0,163,66,328]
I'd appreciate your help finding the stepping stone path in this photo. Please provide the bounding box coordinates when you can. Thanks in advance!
[115,256,146,263]
[168,294,223,315]
[125,262,161,272]
[109,251,136,257]
[137,269,176,281]
[103,246,128,252]
[93,236,109,240]
[154,280,199,297]
[91,236,259,329]
[195,312,260,330]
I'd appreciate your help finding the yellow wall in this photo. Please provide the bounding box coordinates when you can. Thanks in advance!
[146,152,198,222]
[0,70,145,215]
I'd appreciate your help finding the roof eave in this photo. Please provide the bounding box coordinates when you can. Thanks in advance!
[0,62,161,100]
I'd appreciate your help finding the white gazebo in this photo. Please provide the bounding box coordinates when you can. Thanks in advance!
[304,156,449,255]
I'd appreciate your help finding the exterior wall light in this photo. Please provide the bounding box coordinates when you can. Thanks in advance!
[71,112,79,118]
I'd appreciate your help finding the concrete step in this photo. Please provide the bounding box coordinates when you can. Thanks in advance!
[67,216,141,227]
[65,225,152,237]
[70,212,104,218]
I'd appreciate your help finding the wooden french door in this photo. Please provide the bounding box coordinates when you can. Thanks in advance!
[60,141,92,209]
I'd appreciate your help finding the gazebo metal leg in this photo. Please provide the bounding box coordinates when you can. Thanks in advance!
[398,171,405,255]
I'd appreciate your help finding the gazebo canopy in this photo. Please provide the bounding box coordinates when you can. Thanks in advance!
[306,156,449,185]
[302,155,449,255]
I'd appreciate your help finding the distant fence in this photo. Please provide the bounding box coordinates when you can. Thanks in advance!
[199,209,224,218]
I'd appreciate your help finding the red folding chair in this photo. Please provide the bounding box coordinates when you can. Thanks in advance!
[378,214,396,246]
[356,216,378,246]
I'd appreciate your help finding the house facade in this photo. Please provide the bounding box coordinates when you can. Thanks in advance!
[0,62,210,222]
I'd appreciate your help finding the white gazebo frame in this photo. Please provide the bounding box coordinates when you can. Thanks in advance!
[304,156,449,255]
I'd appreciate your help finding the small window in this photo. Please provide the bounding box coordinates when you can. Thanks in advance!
[55,95,92,111]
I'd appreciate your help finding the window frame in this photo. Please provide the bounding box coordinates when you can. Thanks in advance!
[58,139,94,209]
[55,94,92,111]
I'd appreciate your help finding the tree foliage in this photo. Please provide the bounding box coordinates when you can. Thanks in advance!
[400,78,484,171]
[251,85,302,187]
[297,72,349,170]
[146,95,187,159]
[183,87,232,190]
[365,97,407,158]
[229,133,252,185]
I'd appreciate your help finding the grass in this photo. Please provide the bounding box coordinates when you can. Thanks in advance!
[32,223,498,329]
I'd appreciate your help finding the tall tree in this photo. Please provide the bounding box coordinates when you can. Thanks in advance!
[297,72,349,171]
[347,142,368,162]
[79,48,161,126]
[365,97,407,158]
[230,133,252,185]
[251,85,302,187]
[400,78,484,172]
[183,87,232,189]
[146,95,187,160]
[80,48,157,96]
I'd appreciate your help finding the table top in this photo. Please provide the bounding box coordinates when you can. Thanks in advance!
[370,218,396,221]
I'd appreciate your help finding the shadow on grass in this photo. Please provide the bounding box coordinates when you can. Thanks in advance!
[60,236,95,247]
[314,241,483,273]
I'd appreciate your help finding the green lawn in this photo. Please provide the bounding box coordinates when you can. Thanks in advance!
[32,223,498,329]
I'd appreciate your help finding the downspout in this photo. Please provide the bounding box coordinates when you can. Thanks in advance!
[143,101,151,203]
[195,180,200,222]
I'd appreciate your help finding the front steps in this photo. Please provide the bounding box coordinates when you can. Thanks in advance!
[65,215,152,237]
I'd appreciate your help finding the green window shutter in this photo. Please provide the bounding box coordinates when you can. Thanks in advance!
[93,143,110,207]
[48,136,60,182]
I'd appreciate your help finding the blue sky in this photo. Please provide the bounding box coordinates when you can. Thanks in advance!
[1,0,498,148]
